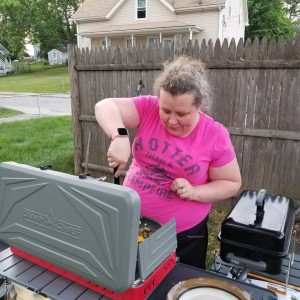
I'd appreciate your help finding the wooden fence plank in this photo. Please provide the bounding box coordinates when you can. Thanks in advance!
[244,38,252,60]
[213,38,222,61]
[268,69,284,131]
[221,38,229,61]
[251,37,260,60]
[276,37,286,60]
[266,38,277,60]
[235,69,248,129]
[254,69,268,129]
[207,39,214,61]
[286,69,300,131]
[228,38,236,61]
[228,68,239,127]
[193,39,200,60]
[200,39,208,61]
[236,38,244,61]
[245,68,259,129]
[278,69,291,131]
[259,37,268,60]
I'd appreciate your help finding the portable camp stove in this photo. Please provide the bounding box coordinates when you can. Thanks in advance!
[0,162,177,300]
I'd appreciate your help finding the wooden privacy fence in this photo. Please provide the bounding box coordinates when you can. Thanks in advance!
[67,35,300,204]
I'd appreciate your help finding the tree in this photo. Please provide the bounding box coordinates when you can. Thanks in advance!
[284,0,300,20]
[284,0,300,34]
[0,0,82,59]
[32,0,82,59]
[0,0,33,59]
[245,0,295,40]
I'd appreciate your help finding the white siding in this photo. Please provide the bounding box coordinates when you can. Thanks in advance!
[177,11,220,41]
[220,0,246,43]
[110,0,175,24]
[75,0,247,49]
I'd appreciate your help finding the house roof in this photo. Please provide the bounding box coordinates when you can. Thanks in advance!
[72,0,121,21]
[72,0,226,22]
[78,20,203,38]
[48,48,67,54]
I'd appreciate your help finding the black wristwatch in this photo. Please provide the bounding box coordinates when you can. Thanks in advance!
[111,128,129,140]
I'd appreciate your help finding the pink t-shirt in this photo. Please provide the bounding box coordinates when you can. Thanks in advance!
[123,95,236,233]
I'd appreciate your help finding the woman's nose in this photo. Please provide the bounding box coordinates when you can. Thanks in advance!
[168,115,178,125]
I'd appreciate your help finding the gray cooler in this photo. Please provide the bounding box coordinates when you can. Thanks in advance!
[0,162,177,293]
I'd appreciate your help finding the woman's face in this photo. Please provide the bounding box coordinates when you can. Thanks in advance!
[159,89,200,137]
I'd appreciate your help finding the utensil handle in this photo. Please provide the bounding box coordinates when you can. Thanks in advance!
[113,166,120,185]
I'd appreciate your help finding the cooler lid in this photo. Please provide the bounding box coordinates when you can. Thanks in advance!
[0,162,141,293]
[220,189,294,254]
[226,190,293,232]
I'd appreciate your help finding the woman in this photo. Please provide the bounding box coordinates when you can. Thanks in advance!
[95,56,241,269]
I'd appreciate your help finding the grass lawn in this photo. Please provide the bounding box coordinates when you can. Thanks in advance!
[0,116,74,174]
[0,62,70,93]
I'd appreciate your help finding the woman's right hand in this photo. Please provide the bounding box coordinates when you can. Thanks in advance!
[107,137,131,177]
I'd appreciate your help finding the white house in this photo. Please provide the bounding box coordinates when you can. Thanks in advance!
[0,44,12,75]
[71,0,248,50]
[47,48,68,65]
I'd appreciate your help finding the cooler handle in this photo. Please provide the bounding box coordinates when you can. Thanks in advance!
[255,189,267,225]
[226,252,267,271]
[256,189,267,210]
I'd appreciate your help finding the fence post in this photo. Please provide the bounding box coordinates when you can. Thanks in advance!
[37,94,41,117]
[67,43,82,175]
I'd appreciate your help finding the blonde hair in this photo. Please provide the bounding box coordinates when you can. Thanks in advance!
[153,56,212,114]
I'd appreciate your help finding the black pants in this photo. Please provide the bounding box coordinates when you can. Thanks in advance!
[176,215,209,270]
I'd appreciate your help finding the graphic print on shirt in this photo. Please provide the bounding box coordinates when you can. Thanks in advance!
[128,136,201,200]
[137,165,173,186]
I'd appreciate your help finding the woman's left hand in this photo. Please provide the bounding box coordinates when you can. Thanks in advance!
[170,178,194,199]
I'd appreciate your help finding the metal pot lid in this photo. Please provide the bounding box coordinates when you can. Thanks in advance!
[166,277,254,300]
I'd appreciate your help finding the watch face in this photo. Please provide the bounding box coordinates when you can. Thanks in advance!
[117,128,128,135]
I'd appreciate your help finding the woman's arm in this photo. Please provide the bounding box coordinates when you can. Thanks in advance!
[94,98,139,176]
[95,98,139,134]
[171,158,242,202]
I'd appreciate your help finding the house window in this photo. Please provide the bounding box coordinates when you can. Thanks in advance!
[162,38,173,47]
[126,38,135,49]
[137,0,146,19]
[148,37,158,46]
[101,39,111,50]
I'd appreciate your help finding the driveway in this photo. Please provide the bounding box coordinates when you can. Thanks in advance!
[0,92,71,123]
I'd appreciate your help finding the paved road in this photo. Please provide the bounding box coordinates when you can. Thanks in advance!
[0,92,71,123]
